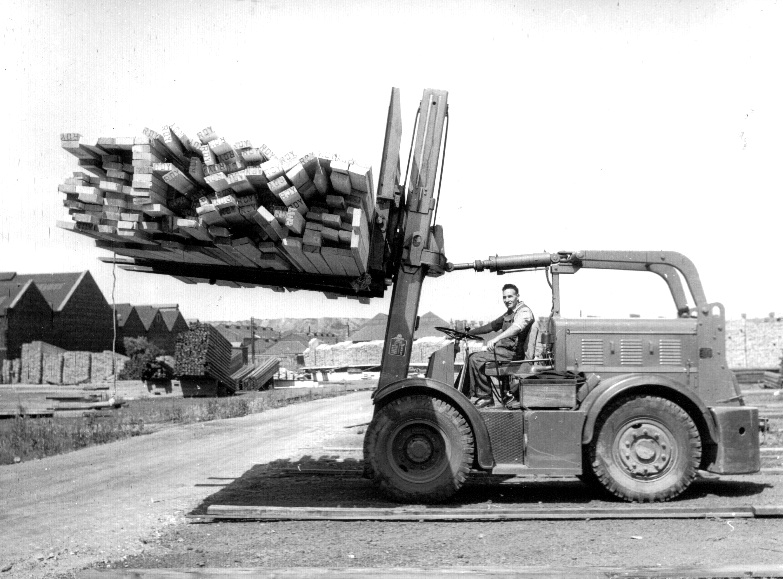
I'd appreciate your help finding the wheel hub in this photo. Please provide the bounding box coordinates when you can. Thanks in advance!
[406,436,434,463]
[389,422,448,483]
[618,422,673,477]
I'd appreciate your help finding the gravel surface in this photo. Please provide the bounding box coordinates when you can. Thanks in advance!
[2,388,783,577]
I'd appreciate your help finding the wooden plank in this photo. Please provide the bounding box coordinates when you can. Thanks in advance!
[196,205,229,228]
[226,170,255,194]
[351,232,368,274]
[330,170,352,195]
[326,195,346,211]
[284,208,305,235]
[248,206,286,242]
[286,162,310,189]
[203,504,769,522]
[240,147,265,165]
[268,175,289,196]
[281,238,319,274]
[56,564,783,579]
[261,158,284,181]
[348,163,373,194]
[301,245,333,275]
[321,226,340,244]
[313,158,330,194]
[278,186,308,215]
[142,204,173,217]
[321,246,355,276]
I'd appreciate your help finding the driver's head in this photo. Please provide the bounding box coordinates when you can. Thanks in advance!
[502,284,519,311]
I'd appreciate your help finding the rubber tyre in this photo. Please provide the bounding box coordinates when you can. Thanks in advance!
[589,395,701,502]
[364,395,474,504]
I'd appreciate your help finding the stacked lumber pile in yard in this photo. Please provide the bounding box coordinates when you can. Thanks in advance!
[303,337,455,368]
[3,342,128,385]
[231,357,280,391]
[174,322,235,388]
[21,342,64,384]
[763,371,782,389]
[57,127,376,299]
[1,359,21,384]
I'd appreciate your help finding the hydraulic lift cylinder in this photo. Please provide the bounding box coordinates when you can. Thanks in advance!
[447,253,559,273]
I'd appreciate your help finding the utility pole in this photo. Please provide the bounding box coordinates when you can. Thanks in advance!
[742,313,748,368]
[250,316,256,365]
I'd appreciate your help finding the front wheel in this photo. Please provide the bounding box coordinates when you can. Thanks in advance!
[364,395,474,503]
[590,395,701,502]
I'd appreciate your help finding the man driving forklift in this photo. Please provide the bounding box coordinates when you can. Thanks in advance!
[461,283,535,408]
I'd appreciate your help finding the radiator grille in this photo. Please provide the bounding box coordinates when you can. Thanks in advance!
[659,339,682,365]
[580,339,604,366]
[620,339,643,365]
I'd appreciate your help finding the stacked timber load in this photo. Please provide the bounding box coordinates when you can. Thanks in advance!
[174,322,235,388]
[62,351,91,384]
[91,351,128,382]
[42,352,65,385]
[21,342,65,384]
[1,359,21,384]
[57,127,376,299]
[411,337,450,365]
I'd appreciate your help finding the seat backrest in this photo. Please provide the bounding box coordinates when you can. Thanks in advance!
[523,323,539,361]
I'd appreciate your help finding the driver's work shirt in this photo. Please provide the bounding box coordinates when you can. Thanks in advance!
[487,302,535,356]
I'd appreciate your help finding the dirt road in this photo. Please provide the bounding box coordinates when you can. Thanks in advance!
[3,390,783,577]
[0,391,374,578]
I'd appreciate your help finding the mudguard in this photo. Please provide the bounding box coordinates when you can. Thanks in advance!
[580,373,719,446]
[372,377,495,470]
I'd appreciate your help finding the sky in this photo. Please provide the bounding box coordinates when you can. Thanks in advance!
[2,0,782,324]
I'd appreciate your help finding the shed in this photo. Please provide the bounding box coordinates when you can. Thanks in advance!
[0,275,54,361]
[9,271,112,354]
[257,340,306,371]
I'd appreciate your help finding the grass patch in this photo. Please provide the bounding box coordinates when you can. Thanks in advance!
[0,414,144,465]
[0,384,370,466]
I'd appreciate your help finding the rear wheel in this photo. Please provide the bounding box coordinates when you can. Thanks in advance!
[364,395,474,503]
[590,395,701,502]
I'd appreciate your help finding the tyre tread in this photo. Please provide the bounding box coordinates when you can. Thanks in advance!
[364,395,474,503]
[590,395,701,502]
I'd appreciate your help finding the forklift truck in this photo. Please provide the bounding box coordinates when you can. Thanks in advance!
[107,87,760,503]
[362,89,760,503]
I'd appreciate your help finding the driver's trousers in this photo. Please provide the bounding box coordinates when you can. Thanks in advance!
[461,345,515,402]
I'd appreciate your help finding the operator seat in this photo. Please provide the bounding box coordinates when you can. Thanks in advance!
[483,322,541,377]
[482,322,547,405]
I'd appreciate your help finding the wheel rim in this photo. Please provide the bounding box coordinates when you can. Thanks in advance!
[613,418,678,480]
[388,420,450,485]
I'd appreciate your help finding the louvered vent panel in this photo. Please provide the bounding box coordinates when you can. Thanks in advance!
[620,339,643,365]
[581,339,604,366]
[659,339,682,365]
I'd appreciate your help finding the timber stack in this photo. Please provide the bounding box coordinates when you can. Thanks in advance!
[174,322,235,389]
[57,126,377,299]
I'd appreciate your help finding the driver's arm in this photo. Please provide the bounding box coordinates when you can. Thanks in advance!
[487,306,533,350]
[469,315,503,336]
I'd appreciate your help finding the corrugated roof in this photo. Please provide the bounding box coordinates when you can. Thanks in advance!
[134,305,159,331]
[160,307,185,331]
[213,324,250,343]
[0,278,34,315]
[279,332,313,347]
[13,272,86,311]
[114,304,134,327]
[262,340,306,355]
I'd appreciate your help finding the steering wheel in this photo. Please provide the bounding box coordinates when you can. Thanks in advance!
[435,326,483,341]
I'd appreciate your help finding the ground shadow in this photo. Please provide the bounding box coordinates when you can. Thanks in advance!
[190,456,774,515]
